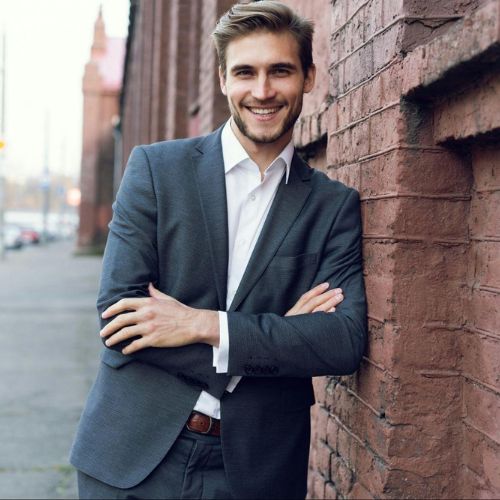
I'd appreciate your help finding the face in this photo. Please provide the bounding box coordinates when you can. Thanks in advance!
[219,30,315,152]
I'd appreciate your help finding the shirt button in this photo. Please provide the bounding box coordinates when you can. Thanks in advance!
[249,194,256,201]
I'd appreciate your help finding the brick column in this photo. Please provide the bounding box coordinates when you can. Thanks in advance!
[198,0,232,135]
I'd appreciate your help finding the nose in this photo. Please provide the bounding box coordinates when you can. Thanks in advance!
[252,73,276,101]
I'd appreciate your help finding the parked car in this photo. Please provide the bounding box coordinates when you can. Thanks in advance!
[20,227,41,245]
[3,224,23,250]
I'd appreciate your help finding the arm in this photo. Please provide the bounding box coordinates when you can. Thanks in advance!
[98,146,230,396]
[225,189,367,378]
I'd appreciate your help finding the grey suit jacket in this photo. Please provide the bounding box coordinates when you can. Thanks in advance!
[70,127,367,499]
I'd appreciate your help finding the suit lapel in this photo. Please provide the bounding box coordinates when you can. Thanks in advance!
[229,153,313,312]
[192,128,228,311]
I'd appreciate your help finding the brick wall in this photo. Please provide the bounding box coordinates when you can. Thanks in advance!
[119,1,499,497]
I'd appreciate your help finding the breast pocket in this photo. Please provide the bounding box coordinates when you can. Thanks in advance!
[268,252,319,271]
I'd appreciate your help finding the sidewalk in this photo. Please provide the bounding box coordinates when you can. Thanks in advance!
[0,240,103,499]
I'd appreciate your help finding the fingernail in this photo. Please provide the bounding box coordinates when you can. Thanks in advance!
[321,282,329,288]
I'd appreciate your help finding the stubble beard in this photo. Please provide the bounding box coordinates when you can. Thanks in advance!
[230,96,303,145]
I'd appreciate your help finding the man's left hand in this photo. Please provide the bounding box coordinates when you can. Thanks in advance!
[100,283,220,354]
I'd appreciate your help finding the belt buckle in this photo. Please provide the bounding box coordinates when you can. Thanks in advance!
[200,415,214,435]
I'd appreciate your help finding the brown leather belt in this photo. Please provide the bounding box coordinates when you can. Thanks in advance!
[185,411,221,437]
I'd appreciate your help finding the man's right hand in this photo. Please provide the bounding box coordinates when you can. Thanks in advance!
[285,283,343,316]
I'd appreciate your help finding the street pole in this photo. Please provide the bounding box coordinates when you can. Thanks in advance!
[41,113,50,243]
[0,31,7,260]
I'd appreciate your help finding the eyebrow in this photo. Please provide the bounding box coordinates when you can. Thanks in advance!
[230,62,298,74]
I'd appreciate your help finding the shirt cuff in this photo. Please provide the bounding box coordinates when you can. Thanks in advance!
[215,311,230,373]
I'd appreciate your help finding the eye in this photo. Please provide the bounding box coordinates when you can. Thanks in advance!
[234,69,253,77]
[272,67,292,77]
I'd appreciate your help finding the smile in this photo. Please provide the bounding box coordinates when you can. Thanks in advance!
[247,106,282,115]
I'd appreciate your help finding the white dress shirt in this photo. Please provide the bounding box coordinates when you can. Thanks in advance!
[192,120,293,418]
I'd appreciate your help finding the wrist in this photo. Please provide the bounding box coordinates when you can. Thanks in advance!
[194,309,220,347]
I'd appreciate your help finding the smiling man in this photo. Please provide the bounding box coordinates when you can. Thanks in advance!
[70,2,367,499]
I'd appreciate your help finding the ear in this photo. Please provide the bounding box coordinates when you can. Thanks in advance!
[219,66,227,96]
[303,64,316,94]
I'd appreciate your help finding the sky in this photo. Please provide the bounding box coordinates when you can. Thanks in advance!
[0,0,129,182]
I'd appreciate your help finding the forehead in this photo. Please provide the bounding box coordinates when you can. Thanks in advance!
[225,30,301,69]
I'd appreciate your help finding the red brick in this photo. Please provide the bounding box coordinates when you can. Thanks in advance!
[363,273,394,323]
[393,198,470,241]
[372,23,401,72]
[343,43,373,92]
[471,241,500,290]
[470,191,500,239]
[326,414,339,450]
[324,481,338,499]
[309,471,327,499]
[361,198,399,236]
[472,145,500,191]
[352,442,387,495]
[331,0,347,32]
[461,332,500,391]
[434,73,500,143]
[315,406,330,442]
[464,380,500,444]
[359,150,399,197]
[380,60,404,105]
[351,120,370,159]
[344,9,365,53]
[348,481,374,499]
[369,106,402,153]
[350,86,364,123]
[337,95,351,130]
[469,289,500,335]
[398,149,472,195]
[362,73,383,114]
[328,163,361,190]
[317,440,333,479]
[330,456,354,496]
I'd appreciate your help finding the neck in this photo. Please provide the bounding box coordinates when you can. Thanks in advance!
[230,120,292,174]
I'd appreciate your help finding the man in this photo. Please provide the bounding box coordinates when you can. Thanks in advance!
[70,1,367,498]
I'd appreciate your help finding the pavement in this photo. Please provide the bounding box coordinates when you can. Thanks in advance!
[0,240,103,499]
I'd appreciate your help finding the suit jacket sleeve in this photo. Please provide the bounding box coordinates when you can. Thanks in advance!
[226,189,367,377]
[97,146,230,397]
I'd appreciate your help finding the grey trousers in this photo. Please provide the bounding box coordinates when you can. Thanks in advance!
[77,428,231,499]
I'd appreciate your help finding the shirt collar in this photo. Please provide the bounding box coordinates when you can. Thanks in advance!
[221,119,293,184]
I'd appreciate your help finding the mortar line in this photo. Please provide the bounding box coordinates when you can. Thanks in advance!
[329,100,400,136]
[362,234,469,245]
[359,192,471,201]
[464,325,500,341]
[462,418,500,447]
[462,372,500,397]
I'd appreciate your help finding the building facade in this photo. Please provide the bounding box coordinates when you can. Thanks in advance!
[78,9,125,253]
[119,0,499,497]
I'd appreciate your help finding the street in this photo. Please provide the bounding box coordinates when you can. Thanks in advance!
[0,240,102,499]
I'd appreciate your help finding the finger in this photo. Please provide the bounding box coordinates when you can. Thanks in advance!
[312,294,344,313]
[102,298,147,319]
[100,311,141,338]
[148,283,169,299]
[122,336,150,355]
[104,324,144,347]
[297,282,330,306]
[305,289,342,312]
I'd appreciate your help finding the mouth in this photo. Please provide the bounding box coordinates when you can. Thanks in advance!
[244,105,284,120]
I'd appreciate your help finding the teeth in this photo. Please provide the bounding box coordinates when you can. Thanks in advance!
[249,107,280,115]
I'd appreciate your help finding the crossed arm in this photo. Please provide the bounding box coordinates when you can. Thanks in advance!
[100,282,345,354]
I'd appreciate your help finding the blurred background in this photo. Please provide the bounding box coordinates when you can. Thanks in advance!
[0,1,128,498]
